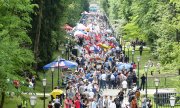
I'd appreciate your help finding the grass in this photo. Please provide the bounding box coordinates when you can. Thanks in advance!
[4,95,51,108]
[124,45,180,89]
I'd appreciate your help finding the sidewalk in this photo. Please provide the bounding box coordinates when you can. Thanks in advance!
[102,88,176,96]
[22,92,50,97]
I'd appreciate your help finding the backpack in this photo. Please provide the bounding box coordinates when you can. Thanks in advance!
[106,74,111,81]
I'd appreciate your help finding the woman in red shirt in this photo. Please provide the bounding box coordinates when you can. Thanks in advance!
[64,97,70,108]
[74,97,80,108]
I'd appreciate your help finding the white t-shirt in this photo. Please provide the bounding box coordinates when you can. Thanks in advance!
[101,74,106,81]
[122,80,127,89]
[109,102,116,108]
[108,99,113,108]
[110,74,115,80]
[89,91,94,99]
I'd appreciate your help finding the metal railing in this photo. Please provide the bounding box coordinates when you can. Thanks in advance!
[148,92,180,108]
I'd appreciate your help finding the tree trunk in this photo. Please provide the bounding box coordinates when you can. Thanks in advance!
[34,0,43,70]
[0,92,5,108]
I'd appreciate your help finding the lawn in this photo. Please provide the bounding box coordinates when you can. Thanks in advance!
[4,95,51,108]
[124,45,180,89]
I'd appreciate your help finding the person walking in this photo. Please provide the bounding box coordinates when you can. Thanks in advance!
[48,101,53,108]
[131,96,138,108]
[140,74,146,91]
[114,95,121,108]
[139,45,143,56]
[97,96,103,108]
[122,79,127,94]
[64,97,70,108]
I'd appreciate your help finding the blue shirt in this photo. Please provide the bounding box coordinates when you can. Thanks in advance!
[86,73,91,79]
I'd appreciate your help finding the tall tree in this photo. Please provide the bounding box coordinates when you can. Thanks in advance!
[0,0,35,107]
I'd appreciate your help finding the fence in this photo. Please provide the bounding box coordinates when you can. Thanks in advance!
[146,75,178,88]
[148,92,180,108]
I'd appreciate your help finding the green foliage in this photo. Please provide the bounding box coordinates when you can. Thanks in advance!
[0,0,35,107]
[123,22,147,41]
[29,0,89,69]
[102,0,180,72]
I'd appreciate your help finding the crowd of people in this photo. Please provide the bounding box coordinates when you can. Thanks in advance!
[47,7,151,108]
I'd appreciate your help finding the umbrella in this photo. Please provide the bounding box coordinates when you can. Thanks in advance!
[99,44,111,49]
[117,63,132,71]
[106,29,112,33]
[76,23,87,30]
[107,37,116,41]
[43,59,78,70]
[81,11,89,15]
[50,89,64,98]
[74,31,85,36]
[64,24,73,30]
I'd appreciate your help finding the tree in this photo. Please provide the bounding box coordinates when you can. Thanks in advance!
[101,0,180,72]
[0,0,35,108]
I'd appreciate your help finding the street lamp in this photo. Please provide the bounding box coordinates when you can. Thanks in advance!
[42,78,47,108]
[65,44,69,60]
[127,44,130,62]
[132,49,135,63]
[170,95,176,107]
[51,67,54,90]
[137,56,141,87]
[30,95,37,108]
[57,56,60,87]
[157,63,160,74]
[144,65,148,98]
[154,78,160,108]
[123,40,126,55]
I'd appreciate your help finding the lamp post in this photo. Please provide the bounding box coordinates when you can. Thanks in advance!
[51,67,54,90]
[123,40,126,55]
[57,56,61,87]
[157,63,160,74]
[170,95,176,108]
[154,78,160,108]
[132,49,135,63]
[42,78,47,108]
[65,44,69,60]
[144,65,148,98]
[137,56,141,87]
[30,95,37,108]
[127,44,130,62]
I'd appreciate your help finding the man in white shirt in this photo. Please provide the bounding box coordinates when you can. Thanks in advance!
[101,72,107,89]
[108,96,113,108]
[122,79,128,94]
[109,100,116,108]
[88,89,95,99]
[110,73,115,89]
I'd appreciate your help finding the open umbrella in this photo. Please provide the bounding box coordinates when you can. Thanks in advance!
[76,23,87,30]
[50,89,64,98]
[43,59,78,70]
[74,31,85,36]
[106,29,112,33]
[117,63,132,71]
[64,24,73,30]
